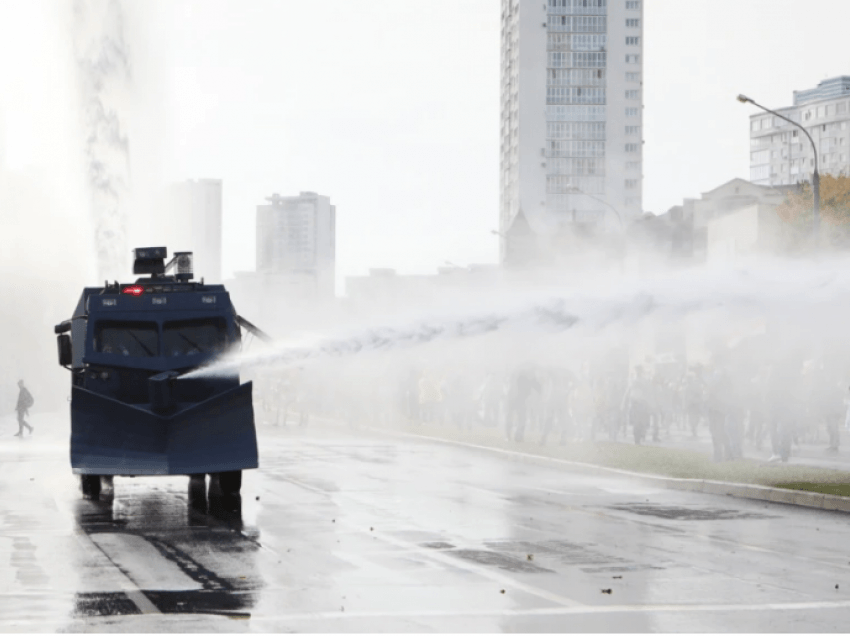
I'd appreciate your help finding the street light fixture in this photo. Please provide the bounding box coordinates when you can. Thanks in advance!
[565,187,624,229]
[737,93,819,237]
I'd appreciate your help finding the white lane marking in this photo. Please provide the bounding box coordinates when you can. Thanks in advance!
[90,534,203,592]
[227,599,850,622]
[280,475,585,608]
[72,532,161,615]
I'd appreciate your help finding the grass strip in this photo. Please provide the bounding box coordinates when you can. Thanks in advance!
[392,421,850,494]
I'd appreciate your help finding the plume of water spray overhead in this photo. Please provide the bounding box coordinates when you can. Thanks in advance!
[187,299,583,379]
[197,256,839,380]
[73,0,132,281]
[212,257,850,447]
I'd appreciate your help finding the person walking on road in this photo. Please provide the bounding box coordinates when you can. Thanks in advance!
[14,380,34,437]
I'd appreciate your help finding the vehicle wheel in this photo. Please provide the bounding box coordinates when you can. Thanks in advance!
[217,470,242,496]
[81,475,101,499]
[188,474,207,511]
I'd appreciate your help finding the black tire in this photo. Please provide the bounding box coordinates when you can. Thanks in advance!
[188,473,206,495]
[188,474,208,512]
[81,475,101,499]
[217,470,242,496]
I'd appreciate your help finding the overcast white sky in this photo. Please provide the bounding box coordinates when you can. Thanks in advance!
[2,0,850,286]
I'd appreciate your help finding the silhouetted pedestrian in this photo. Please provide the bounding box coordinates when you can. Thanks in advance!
[14,380,33,437]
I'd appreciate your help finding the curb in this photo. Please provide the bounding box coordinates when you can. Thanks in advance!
[301,418,850,515]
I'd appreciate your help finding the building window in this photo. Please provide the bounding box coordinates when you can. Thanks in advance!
[565,34,608,51]
[751,149,769,164]
[548,157,606,175]
[547,86,606,105]
[548,140,606,158]
[626,18,640,28]
[626,1,641,9]
[626,107,639,117]
[547,121,606,140]
[625,197,641,207]
[547,104,607,121]
[548,17,607,34]
[625,125,640,136]
[625,54,640,64]
[625,90,640,100]
[626,161,641,170]
[626,36,640,46]
[625,179,638,189]
[838,103,848,115]
[548,68,606,87]
[625,143,640,153]
[549,51,607,69]
[547,0,608,16]
[625,72,640,82]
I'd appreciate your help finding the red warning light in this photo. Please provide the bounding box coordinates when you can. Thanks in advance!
[122,285,144,296]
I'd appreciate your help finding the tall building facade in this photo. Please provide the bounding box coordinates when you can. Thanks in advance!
[155,179,223,282]
[749,76,850,187]
[500,0,644,257]
[255,191,336,300]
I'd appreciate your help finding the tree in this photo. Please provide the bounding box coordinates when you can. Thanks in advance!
[776,174,850,249]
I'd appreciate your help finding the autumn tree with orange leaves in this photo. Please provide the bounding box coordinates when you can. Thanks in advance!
[775,174,850,249]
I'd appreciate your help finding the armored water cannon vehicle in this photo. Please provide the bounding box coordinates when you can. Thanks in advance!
[54,247,271,499]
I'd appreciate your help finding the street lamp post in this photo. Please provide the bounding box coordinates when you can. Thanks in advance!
[737,94,819,237]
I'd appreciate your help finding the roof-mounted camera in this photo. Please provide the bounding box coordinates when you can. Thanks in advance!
[131,247,194,281]
[133,247,167,275]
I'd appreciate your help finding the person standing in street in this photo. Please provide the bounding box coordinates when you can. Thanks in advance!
[14,380,34,437]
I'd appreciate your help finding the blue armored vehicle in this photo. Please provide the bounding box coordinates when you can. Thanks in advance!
[54,247,269,499]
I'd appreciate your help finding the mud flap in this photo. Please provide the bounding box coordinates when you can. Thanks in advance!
[71,382,258,475]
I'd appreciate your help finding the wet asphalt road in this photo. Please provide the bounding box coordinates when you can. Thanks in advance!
[1,413,850,632]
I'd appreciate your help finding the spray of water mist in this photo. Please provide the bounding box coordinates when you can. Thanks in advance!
[205,255,850,453]
[203,256,850,375]
[73,0,132,282]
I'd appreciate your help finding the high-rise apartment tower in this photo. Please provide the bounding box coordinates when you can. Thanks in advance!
[748,76,850,187]
[255,191,336,300]
[499,0,644,257]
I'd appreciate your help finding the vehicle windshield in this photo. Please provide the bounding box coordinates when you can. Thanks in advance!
[95,321,159,357]
[163,319,228,357]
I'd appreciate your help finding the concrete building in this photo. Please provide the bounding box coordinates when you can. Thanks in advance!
[749,76,850,187]
[154,179,223,282]
[255,192,336,301]
[662,178,797,263]
[499,0,644,258]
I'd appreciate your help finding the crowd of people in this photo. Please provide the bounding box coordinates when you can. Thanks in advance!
[253,343,850,463]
